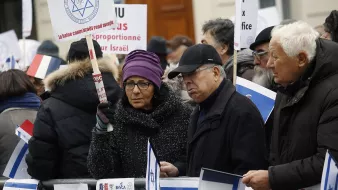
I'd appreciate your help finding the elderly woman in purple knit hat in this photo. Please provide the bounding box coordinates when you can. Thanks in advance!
[87,50,192,179]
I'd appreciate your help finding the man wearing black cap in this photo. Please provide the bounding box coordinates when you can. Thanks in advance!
[168,44,268,177]
[250,26,276,90]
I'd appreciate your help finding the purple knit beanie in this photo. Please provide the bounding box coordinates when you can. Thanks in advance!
[123,50,164,88]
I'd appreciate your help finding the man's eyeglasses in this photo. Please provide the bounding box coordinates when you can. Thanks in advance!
[252,51,269,60]
[181,65,215,77]
[124,82,152,90]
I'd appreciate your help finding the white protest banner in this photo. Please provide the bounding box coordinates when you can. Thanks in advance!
[234,0,259,50]
[93,4,147,54]
[256,6,281,35]
[3,179,38,190]
[0,30,21,63]
[96,178,134,190]
[54,184,88,190]
[18,39,40,67]
[22,0,33,38]
[47,0,116,41]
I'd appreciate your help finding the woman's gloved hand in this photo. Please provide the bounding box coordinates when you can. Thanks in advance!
[95,102,115,133]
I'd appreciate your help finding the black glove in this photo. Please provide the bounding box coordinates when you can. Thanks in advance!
[95,102,115,132]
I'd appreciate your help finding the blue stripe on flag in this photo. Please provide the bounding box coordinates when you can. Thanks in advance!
[335,174,338,190]
[45,57,61,76]
[324,154,332,190]
[9,143,28,178]
[232,178,239,190]
[161,188,197,190]
[236,84,275,122]
[4,182,37,189]
[202,169,242,185]
[148,143,151,189]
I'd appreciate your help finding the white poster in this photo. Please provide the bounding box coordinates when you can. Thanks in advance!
[22,0,33,38]
[96,178,134,190]
[234,0,259,50]
[46,0,117,42]
[93,4,147,54]
[0,30,21,63]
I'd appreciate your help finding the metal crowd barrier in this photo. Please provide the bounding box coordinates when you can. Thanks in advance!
[0,178,147,190]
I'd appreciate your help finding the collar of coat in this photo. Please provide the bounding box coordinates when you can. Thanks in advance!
[277,39,338,106]
[44,56,119,92]
[114,84,188,130]
[191,79,236,122]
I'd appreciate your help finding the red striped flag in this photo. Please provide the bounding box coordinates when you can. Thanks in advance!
[26,54,61,79]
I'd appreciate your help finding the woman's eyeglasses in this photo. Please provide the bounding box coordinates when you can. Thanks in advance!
[124,82,152,90]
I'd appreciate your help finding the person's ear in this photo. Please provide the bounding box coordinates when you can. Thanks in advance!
[220,44,228,55]
[297,52,308,68]
[213,66,221,81]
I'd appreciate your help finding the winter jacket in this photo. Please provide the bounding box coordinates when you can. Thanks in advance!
[224,49,255,82]
[26,58,122,180]
[88,84,192,179]
[268,39,338,189]
[0,108,38,175]
[187,79,268,177]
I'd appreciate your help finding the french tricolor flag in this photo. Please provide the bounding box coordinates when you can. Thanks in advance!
[26,54,61,79]
[15,120,34,144]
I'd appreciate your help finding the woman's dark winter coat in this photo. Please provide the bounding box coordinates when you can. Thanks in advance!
[26,58,121,180]
[87,84,192,179]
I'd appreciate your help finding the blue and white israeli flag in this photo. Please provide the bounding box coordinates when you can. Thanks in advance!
[5,55,17,69]
[146,139,160,190]
[3,179,38,190]
[199,168,246,190]
[321,151,338,190]
[236,77,276,123]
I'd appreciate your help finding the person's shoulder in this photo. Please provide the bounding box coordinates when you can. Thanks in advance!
[228,92,262,116]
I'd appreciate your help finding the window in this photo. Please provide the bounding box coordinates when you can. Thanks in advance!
[259,0,276,8]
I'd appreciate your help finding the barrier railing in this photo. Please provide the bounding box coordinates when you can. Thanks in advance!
[0,178,147,190]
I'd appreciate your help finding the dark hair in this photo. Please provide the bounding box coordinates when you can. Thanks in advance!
[202,18,234,56]
[121,82,169,109]
[0,69,37,100]
[324,10,338,42]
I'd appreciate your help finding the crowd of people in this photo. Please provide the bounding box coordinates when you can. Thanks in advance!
[0,9,338,190]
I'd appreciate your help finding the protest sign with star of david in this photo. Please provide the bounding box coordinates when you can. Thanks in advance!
[46,0,116,41]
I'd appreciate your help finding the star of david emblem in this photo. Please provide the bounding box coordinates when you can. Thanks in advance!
[71,0,94,18]
[64,0,99,24]
[150,169,155,183]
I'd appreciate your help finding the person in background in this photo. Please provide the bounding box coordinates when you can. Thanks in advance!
[249,26,276,91]
[162,66,196,108]
[147,36,170,70]
[314,24,326,36]
[88,50,191,179]
[0,70,41,175]
[166,35,193,66]
[168,44,267,177]
[26,38,122,180]
[201,18,255,82]
[323,10,338,42]
[243,21,338,190]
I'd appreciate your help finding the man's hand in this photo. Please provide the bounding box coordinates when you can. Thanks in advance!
[160,161,179,177]
[242,170,270,190]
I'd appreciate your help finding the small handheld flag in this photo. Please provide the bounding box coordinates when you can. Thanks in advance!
[15,120,34,144]
[3,179,38,190]
[26,54,61,79]
[236,77,276,123]
[199,168,246,190]
[146,139,160,190]
[3,140,30,179]
[5,55,17,70]
[321,151,338,190]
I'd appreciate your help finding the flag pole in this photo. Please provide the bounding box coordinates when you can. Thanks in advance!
[23,36,26,70]
[233,50,238,85]
[86,35,113,132]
